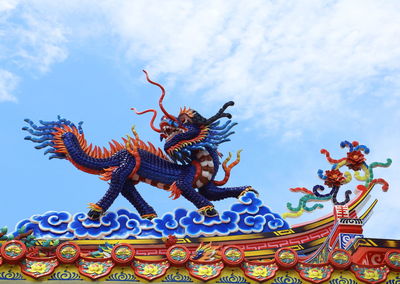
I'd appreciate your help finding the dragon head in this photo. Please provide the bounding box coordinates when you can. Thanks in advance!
[133,71,237,164]
[191,242,221,261]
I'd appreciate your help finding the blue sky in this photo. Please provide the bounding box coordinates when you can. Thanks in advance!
[1,0,399,239]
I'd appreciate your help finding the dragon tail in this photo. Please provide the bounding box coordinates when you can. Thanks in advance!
[23,116,125,175]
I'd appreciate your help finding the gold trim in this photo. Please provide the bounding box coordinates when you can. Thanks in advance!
[274,229,295,236]
[360,199,378,220]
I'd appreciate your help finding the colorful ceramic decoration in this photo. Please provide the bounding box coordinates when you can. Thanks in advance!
[329,249,352,269]
[56,242,80,263]
[283,141,391,218]
[48,270,83,281]
[221,246,245,266]
[296,263,333,283]
[167,245,190,265]
[111,244,135,265]
[351,264,390,284]
[385,250,400,271]
[78,259,114,280]
[133,259,170,281]
[0,270,25,281]
[1,240,27,262]
[106,270,139,282]
[162,271,193,283]
[242,261,278,281]
[187,260,224,281]
[21,258,58,279]
[275,248,298,268]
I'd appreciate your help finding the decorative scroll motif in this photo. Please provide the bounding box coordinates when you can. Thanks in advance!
[351,264,389,283]
[78,259,114,280]
[0,270,25,280]
[329,275,357,284]
[386,276,400,284]
[48,270,83,281]
[106,271,139,282]
[21,258,58,279]
[241,262,278,282]
[284,140,391,218]
[271,274,302,284]
[133,260,170,281]
[187,261,224,281]
[162,271,193,283]
[339,233,364,250]
[297,263,333,283]
[216,273,249,284]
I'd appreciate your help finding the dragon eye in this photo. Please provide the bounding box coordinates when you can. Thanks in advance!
[178,114,191,124]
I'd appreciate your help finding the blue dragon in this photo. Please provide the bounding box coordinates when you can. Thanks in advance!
[23,71,256,220]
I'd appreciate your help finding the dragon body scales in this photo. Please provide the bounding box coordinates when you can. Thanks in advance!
[23,71,255,220]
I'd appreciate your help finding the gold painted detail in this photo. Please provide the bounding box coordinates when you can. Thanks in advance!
[274,229,295,236]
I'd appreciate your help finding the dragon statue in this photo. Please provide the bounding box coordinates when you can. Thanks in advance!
[23,71,256,220]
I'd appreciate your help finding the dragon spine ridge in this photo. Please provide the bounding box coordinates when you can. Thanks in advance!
[23,71,256,220]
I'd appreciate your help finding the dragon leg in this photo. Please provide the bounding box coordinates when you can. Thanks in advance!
[176,167,217,217]
[121,180,157,219]
[88,154,136,220]
[199,183,252,201]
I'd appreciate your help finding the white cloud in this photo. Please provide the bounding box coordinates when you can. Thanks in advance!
[2,1,400,137]
[0,69,18,102]
[0,0,68,100]
[99,0,400,135]
[0,0,18,13]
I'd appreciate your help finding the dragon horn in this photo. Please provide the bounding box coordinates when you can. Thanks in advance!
[205,101,234,124]
[143,70,178,122]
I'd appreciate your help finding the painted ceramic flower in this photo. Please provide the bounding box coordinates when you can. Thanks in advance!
[252,266,268,278]
[279,251,295,263]
[307,268,323,279]
[363,269,379,280]
[170,248,186,260]
[143,264,160,276]
[346,150,365,171]
[389,253,400,265]
[5,244,22,256]
[30,262,48,274]
[87,263,105,275]
[197,265,213,276]
[333,252,348,264]
[324,169,346,188]
[116,247,131,259]
[61,246,76,258]
[226,249,241,260]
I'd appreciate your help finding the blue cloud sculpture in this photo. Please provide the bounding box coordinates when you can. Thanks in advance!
[12,192,289,239]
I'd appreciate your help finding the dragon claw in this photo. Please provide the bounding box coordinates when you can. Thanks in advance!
[141,213,157,220]
[238,187,259,198]
[87,210,102,221]
[198,206,219,217]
